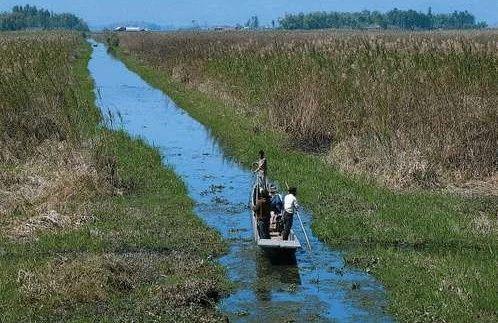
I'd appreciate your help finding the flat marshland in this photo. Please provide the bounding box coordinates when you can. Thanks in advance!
[117,30,497,189]
[0,32,228,321]
[112,30,498,321]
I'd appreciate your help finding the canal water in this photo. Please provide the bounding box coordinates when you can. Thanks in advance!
[88,41,391,322]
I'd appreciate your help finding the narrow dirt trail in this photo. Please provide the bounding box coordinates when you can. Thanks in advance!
[89,41,392,322]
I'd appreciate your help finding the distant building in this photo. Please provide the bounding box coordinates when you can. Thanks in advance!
[364,25,382,30]
[114,26,147,32]
[212,25,236,31]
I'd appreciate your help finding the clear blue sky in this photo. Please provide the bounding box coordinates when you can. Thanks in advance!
[0,0,496,27]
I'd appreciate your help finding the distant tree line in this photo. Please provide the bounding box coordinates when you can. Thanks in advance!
[0,5,89,31]
[245,16,260,29]
[279,8,487,30]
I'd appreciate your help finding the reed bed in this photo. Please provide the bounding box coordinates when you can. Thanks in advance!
[117,30,498,189]
[0,32,228,321]
[0,32,98,162]
[114,30,498,322]
[115,46,498,322]
[0,32,106,236]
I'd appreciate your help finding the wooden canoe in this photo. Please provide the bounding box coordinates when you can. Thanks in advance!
[251,183,301,252]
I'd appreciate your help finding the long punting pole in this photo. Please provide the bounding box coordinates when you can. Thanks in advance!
[296,211,312,252]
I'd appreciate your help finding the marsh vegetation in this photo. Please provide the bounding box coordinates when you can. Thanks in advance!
[113,30,498,322]
[117,30,497,190]
[0,32,228,321]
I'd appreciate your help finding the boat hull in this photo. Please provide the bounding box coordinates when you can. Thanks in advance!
[251,183,301,254]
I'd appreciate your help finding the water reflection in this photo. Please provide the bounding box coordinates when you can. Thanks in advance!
[255,251,301,303]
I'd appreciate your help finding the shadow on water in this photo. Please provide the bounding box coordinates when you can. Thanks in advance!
[88,40,392,322]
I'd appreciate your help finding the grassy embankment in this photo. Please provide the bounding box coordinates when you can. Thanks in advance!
[0,32,228,321]
[112,31,498,322]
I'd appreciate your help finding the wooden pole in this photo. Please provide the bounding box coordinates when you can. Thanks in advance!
[296,211,312,252]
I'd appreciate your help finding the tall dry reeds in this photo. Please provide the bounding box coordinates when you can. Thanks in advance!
[0,32,99,163]
[0,32,108,238]
[117,30,498,188]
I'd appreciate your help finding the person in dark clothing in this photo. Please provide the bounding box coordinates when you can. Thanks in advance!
[252,189,271,239]
[282,212,293,241]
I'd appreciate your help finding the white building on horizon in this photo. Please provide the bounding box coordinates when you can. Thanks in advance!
[114,26,147,32]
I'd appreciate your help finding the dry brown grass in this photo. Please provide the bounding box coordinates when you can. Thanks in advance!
[112,31,498,321]
[0,140,111,239]
[115,30,498,190]
[0,32,115,240]
[0,33,97,161]
[1,32,229,321]
[17,251,224,321]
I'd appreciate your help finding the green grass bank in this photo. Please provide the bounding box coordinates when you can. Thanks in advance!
[115,45,498,322]
[0,33,228,321]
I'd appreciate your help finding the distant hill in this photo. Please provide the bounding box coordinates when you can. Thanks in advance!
[0,5,88,31]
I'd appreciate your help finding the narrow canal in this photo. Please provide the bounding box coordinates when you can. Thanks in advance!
[88,41,391,322]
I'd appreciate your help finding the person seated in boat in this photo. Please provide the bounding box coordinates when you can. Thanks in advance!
[252,150,267,191]
[282,187,299,241]
[252,189,271,239]
[269,185,283,228]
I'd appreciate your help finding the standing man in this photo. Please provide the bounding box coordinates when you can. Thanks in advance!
[253,150,267,191]
[282,187,299,240]
[252,189,271,239]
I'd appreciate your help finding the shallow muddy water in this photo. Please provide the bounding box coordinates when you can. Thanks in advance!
[88,41,392,322]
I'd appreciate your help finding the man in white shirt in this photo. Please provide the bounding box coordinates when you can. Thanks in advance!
[282,187,299,240]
